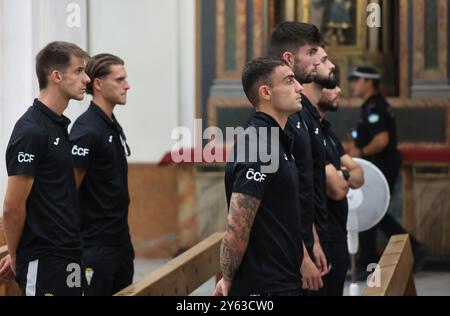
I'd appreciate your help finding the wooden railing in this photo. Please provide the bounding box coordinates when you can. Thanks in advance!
[1,229,418,296]
[364,234,417,296]
[115,232,224,296]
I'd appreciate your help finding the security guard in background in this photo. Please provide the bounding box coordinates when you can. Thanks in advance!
[70,53,134,295]
[348,66,427,278]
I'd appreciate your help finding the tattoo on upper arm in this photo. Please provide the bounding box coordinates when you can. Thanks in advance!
[220,193,261,282]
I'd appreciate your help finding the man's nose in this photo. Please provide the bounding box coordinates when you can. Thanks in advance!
[84,73,91,84]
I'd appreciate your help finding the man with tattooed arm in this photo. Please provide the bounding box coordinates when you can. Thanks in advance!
[213,57,305,296]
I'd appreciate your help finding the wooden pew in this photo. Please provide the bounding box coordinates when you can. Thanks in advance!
[364,234,417,296]
[0,218,22,296]
[115,232,224,296]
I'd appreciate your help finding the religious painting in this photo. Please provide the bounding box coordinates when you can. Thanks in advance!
[306,0,361,47]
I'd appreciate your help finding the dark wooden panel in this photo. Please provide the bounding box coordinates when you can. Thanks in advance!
[216,107,253,131]
[326,107,447,143]
[213,105,446,144]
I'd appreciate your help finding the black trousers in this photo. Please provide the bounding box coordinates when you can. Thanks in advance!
[82,241,134,296]
[303,241,349,296]
[322,241,349,296]
[16,255,83,296]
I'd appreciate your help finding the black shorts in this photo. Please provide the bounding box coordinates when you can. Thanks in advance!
[82,241,134,296]
[16,255,83,296]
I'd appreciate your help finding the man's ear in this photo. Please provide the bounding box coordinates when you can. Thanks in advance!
[93,78,102,92]
[282,51,294,67]
[49,70,62,84]
[259,85,271,102]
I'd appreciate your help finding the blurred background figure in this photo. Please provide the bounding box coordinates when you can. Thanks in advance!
[347,67,428,279]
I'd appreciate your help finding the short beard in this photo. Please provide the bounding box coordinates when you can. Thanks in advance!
[314,73,337,89]
[294,69,313,84]
[318,99,338,113]
[293,56,313,84]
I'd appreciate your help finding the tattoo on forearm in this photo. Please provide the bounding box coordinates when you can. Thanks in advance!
[220,193,260,282]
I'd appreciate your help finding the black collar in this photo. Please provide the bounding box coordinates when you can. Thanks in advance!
[89,101,116,127]
[301,94,321,121]
[33,99,71,127]
[89,101,131,157]
[251,111,284,129]
[250,111,294,155]
[362,93,383,109]
[321,117,332,130]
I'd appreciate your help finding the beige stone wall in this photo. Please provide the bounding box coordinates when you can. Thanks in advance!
[128,164,227,258]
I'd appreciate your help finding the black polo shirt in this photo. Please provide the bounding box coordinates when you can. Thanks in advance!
[224,111,303,296]
[322,119,348,243]
[300,95,329,241]
[5,99,81,263]
[355,93,402,189]
[69,102,130,246]
[286,112,314,251]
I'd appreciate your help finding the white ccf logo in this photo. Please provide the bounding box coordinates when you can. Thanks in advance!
[71,145,90,157]
[18,152,34,163]
[246,168,267,183]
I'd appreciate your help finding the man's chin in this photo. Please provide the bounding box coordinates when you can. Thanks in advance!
[73,95,85,101]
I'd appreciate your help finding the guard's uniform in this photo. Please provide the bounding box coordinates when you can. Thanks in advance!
[6,99,82,296]
[225,112,303,296]
[70,102,134,296]
[354,93,410,271]
[322,118,350,296]
[286,112,314,254]
[355,93,402,189]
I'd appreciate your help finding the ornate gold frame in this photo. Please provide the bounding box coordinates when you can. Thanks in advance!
[300,0,366,52]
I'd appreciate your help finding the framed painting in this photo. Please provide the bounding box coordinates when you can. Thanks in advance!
[302,0,366,50]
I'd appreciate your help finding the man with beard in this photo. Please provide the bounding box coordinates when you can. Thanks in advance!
[268,22,327,292]
[317,77,364,296]
[297,46,339,294]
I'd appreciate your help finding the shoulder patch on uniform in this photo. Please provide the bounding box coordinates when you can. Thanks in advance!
[368,114,380,124]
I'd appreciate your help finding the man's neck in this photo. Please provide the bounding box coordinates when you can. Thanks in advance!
[318,107,325,120]
[257,104,289,129]
[303,83,322,118]
[92,96,115,119]
[38,89,70,116]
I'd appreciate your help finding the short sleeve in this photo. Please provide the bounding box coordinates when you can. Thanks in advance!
[366,107,388,136]
[69,122,95,170]
[6,126,46,177]
[228,130,277,200]
[231,161,274,200]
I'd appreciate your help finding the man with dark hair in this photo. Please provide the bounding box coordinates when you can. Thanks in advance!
[69,53,133,296]
[299,47,354,295]
[214,57,304,296]
[316,75,365,296]
[269,22,328,292]
[269,21,323,84]
[348,66,427,278]
[0,41,90,296]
